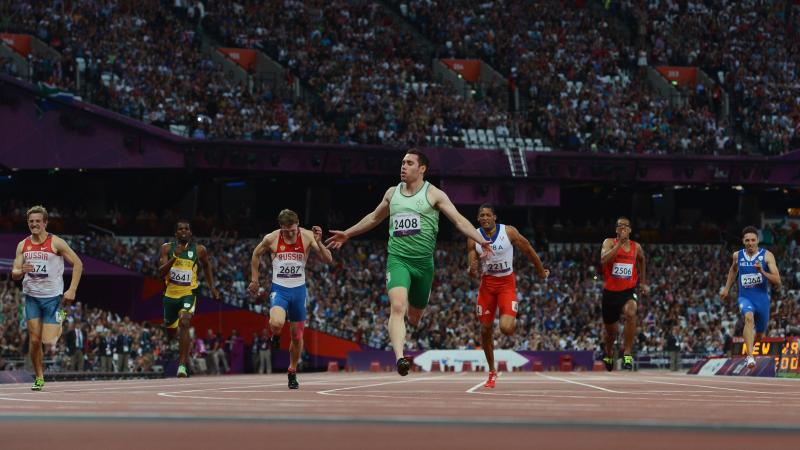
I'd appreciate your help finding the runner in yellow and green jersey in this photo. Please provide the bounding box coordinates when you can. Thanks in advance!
[326,149,492,376]
[158,221,219,378]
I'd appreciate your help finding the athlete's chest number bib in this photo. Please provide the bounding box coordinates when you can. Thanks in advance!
[169,267,193,286]
[741,273,763,288]
[27,261,49,279]
[485,261,511,274]
[612,263,633,279]
[277,264,304,278]
[393,213,421,237]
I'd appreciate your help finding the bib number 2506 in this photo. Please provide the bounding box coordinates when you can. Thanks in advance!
[612,263,633,278]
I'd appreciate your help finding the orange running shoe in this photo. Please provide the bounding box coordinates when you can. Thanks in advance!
[484,370,497,388]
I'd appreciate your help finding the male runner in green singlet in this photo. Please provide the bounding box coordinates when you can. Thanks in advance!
[326,149,492,376]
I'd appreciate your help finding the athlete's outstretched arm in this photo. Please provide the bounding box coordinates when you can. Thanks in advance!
[507,225,548,278]
[54,236,83,305]
[720,252,739,301]
[758,251,782,287]
[429,185,492,253]
[467,238,480,278]
[198,245,220,299]
[309,227,333,263]
[325,187,393,249]
[249,233,274,295]
[636,244,648,294]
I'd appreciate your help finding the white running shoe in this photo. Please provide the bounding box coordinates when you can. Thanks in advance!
[745,355,756,369]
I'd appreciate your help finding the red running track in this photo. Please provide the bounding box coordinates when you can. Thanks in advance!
[1,371,799,449]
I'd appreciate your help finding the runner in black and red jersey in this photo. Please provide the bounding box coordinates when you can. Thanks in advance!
[600,217,648,371]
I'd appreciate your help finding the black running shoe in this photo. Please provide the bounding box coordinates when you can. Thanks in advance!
[602,356,614,372]
[287,371,299,389]
[270,335,281,350]
[396,357,410,376]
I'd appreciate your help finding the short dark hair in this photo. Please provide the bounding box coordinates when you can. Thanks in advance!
[406,148,429,170]
[616,216,631,225]
[175,220,191,231]
[742,226,758,238]
[478,204,496,214]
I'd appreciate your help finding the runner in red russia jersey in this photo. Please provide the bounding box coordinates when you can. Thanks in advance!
[467,204,549,388]
[600,216,648,371]
[11,205,83,391]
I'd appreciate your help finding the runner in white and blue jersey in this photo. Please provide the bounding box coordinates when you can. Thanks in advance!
[721,226,782,368]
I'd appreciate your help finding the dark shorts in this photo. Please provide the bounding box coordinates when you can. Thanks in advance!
[163,294,197,328]
[602,289,637,325]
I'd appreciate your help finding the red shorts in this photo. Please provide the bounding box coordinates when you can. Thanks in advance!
[476,273,517,324]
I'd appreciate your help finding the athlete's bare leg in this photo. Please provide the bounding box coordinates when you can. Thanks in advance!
[407,306,423,327]
[269,306,286,337]
[499,315,516,336]
[388,287,409,360]
[288,322,303,372]
[480,322,495,371]
[622,299,638,355]
[604,322,619,358]
[743,312,756,357]
[27,319,44,379]
[178,311,192,366]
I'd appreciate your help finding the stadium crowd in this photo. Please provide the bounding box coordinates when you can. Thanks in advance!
[3,0,796,153]
[395,0,737,154]
[620,0,800,155]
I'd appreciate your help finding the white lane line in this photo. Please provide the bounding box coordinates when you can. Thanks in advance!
[0,396,98,404]
[466,379,487,393]
[534,372,625,394]
[316,375,448,396]
[637,379,779,394]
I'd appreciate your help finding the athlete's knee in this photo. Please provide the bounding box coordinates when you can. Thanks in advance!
[29,334,42,347]
[407,308,422,326]
[500,323,516,336]
[269,317,285,330]
[179,314,192,329]
[390,300,407,316]
[744,313,755,325]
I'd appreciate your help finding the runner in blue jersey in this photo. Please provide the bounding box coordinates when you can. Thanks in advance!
[720,226,782,368]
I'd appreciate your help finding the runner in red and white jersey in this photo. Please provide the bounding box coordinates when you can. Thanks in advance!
[467,204,549,388]
[11,205,83,391]
[600,216,648,372]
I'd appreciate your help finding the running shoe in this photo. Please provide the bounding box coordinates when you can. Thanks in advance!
[31,377,44,391]
[623,355,634,371]
[603,356,614,372]
[484,370,498,389]
[396,357,411,376]
[287,371,299,389]
[177,364,188,378]
[746,355,756,369]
